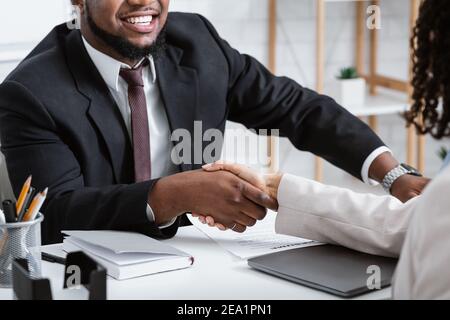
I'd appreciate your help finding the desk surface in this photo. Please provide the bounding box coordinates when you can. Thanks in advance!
[0,226,391,300]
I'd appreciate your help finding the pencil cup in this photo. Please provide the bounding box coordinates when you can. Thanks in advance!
[0,213,44,288]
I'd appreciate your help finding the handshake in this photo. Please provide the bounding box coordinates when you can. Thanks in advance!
[192,161,282,232]
[149,159,429,233]
[149,161,283,233]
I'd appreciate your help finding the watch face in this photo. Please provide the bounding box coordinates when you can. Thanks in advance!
[401,163,422,176]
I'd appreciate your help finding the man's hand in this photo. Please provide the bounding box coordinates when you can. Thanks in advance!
[369,152,430,202]
[196,162,282,231]
[390,174,431,203]
[148,169,277,233]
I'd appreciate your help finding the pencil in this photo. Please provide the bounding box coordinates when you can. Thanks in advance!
[16,175,32,217]
[17,187,35,222]
[24,188,47,222]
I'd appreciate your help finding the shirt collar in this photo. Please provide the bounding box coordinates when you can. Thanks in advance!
[82,36,157,92]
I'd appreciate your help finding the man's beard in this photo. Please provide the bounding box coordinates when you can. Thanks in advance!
[85,4,166,61]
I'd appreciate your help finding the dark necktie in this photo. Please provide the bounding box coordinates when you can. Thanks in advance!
[120,61,151,182]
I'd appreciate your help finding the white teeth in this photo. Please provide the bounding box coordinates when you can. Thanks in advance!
[126,15,153,25]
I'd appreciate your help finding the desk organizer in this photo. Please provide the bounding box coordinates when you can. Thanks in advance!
[12,251,107,300]
[0,213,43,287]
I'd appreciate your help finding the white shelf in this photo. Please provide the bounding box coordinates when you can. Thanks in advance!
[325,87,409,117]
[324,0,367,2]
[0,50,29,63]
[0,43,34,63]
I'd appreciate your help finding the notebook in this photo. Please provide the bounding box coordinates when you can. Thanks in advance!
[62,230,194,280]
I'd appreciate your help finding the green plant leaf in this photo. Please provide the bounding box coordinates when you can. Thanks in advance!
[337,67,359,79]
[437,146,448,161]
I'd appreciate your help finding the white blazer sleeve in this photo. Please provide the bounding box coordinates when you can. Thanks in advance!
[275,174,419,257]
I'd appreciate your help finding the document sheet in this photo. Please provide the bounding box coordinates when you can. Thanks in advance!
[189,211,322,259]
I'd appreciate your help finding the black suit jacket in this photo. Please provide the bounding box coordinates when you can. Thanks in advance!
[0,13,384,244]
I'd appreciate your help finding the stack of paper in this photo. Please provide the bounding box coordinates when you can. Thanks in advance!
[189,211,322,259]
[62,230,194,280]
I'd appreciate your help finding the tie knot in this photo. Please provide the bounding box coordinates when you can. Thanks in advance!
[120,59,149,87]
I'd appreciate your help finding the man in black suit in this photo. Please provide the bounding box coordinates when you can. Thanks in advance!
[0,0,429,244]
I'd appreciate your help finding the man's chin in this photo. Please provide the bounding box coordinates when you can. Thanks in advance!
[126,38,158,50]
[119,29,160,50]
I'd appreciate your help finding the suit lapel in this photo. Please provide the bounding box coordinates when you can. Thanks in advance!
[156,44,199,172]
[65,31,134,183]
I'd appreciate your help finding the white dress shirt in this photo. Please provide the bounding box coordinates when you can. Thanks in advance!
[82,38,179,227]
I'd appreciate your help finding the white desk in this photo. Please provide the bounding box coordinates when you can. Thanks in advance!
[0,226,391,300]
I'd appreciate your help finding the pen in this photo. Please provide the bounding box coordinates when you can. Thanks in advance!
[0,209,5,225]
[2,200,17,223]
[16,175,32,217]
[0,209,8,256]
[41,252,66,265]
[17,187,36,222]
[0,231,8,254]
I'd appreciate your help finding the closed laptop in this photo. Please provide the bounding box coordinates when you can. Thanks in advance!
[248,244,398,298]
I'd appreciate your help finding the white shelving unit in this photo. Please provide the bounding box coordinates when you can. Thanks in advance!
[0,50,28,63]
[324,87,410,117]
[268,0,423,180]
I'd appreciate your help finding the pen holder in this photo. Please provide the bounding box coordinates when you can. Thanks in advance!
[0,213,44,288]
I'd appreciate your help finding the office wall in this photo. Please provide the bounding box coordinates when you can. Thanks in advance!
[0,0,447,182]
[0,0,411,85]
[0,0,69,81]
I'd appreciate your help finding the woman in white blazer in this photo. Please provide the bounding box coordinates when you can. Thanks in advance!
[201,160,450,299]
[199,0,450,299]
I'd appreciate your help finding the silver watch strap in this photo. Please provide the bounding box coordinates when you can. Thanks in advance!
[382,165,410,193]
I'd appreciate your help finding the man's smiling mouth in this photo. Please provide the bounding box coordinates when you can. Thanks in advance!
[120,11,160,33]
[125,15,153,25]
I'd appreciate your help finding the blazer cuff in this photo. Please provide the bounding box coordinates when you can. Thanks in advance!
[276,173,319,213]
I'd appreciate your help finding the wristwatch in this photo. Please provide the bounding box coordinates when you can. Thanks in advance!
[382,163,422,193]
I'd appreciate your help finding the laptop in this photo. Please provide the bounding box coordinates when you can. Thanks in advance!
[248,244,398,298]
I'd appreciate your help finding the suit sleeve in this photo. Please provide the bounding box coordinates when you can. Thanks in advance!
[197,15,385,180]
[0,81,179,244]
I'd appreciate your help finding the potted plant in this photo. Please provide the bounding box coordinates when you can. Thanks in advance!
[332,67,366,107]
[438,146,448,162]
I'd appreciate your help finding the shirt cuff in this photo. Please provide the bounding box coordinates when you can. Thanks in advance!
[361,146,393,186]
[146,204,177,229]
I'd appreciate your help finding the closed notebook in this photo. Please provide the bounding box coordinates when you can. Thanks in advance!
[62,230,194,280]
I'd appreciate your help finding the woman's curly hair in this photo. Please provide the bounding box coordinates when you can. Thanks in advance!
[405,0,450,139]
